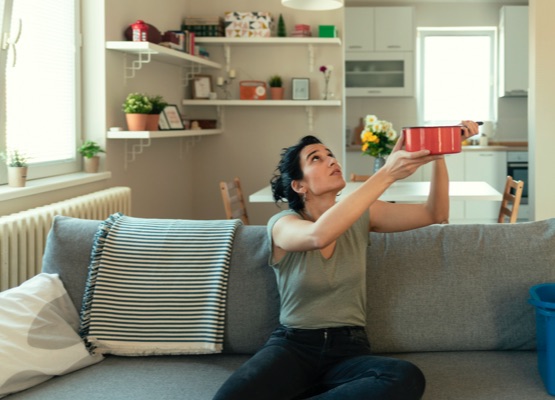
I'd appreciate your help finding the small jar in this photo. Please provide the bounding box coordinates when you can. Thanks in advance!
[479,133,488,146]
[131,20,149,42]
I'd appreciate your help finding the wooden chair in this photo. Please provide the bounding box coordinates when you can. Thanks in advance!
[498,175,525,223]
[350,173,371,182]
[220,177,249,225]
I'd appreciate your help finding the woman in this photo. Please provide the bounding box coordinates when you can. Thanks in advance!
[213,121,480,400]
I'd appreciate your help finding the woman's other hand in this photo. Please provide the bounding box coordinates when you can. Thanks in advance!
[461,120,480,142]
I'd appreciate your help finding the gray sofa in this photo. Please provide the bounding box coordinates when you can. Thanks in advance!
[7,215,555,399]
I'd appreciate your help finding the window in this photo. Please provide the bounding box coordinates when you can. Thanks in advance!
[0,0,80,184]
[418,28,496,126]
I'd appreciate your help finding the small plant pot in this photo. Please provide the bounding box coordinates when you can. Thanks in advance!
[270,87,284,100]
[84,156,100,173]
[125,113,149,131]
[146,114,160,131]
[8,166,27,187]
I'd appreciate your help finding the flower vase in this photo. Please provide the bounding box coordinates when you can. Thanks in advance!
[373,156,386,174]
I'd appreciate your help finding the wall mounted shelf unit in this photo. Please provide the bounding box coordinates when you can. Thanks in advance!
[106,129,222,169]
[182,99,341,131]
[195,37,342,72]
[106,41,222,80]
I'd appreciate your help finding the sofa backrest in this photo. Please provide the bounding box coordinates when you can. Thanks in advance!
[366,219,555,353]
[42,216,555,355]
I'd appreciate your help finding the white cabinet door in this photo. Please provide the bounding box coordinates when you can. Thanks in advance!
[464,151,507,222]
[499,6,528,97]
[375,7,414,51]
[345,8,374,52]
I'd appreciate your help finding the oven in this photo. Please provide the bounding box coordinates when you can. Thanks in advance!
[507,151,529,220]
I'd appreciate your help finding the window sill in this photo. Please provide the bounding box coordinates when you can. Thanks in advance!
[0,172,112,202]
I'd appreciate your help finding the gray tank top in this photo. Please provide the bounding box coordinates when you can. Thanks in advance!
[267,209,370,328]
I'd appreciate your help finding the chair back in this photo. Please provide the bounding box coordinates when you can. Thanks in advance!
[498,175,525,223]
[350,173,371,182]
[220,177,249,225]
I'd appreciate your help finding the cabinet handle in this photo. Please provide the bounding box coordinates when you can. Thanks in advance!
[348,45,363,49]
[386,45,401,49]
[366,90,382,94]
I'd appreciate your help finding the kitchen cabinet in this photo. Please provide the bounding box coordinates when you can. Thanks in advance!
[345,7,414,97]
[499,6,528,97]
[345,7,414,52]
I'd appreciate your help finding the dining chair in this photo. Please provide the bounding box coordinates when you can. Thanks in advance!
[498,175,525,223]
[219,177,249,225]
[350,173,371,182]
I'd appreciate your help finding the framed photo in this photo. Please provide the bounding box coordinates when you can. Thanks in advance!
[192,74,213,99]
[158,112,170,130]
[162,105,185,130]
[292,78,310,100]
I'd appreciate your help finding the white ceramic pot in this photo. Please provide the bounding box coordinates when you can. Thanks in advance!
[8,166,27,187]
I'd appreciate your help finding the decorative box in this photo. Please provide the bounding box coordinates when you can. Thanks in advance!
[224,12,272,38]
[318,25,337,38]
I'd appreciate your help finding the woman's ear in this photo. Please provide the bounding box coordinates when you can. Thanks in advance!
[291,179,305,195]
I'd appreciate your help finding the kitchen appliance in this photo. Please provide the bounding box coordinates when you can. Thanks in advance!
[507,151,528,200]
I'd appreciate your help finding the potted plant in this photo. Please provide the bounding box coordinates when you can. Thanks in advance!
[1,150,29,187]
[122,92,152,131]
[268,75,284,100]
[77,140,105,173]
[147,95,168,131]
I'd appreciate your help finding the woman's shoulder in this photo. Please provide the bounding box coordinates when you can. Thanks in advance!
[268,209,299,226]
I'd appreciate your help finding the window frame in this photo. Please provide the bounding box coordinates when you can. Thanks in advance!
[0,0,82,184]
[417,27,497,126]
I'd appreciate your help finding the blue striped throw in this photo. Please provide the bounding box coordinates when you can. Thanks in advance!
[79,213,242,356]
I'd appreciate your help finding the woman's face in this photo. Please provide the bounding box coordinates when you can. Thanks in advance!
[296,143,345,197]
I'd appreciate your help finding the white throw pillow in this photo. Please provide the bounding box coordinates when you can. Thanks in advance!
[0,273,103,398]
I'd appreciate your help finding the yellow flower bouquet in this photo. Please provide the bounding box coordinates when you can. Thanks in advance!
[361,114,398,158]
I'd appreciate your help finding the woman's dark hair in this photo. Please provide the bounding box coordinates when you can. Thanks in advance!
[270,135,322,212]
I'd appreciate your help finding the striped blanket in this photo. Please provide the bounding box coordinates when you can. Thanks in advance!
[79,213,242,356]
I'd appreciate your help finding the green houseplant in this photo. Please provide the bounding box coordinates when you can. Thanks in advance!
[1,150,29,187]
[268,75,284,100]
[122,93,152,131]
[77,141,105,173]
[146,95,168,131]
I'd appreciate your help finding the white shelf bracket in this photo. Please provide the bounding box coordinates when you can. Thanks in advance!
[305,106,314,132]
[123,52,152,82]
[180,136,202,157]
[217,106,225,129]
[124,137,151,170]
[224,44,231,72]
[308,44,315,72]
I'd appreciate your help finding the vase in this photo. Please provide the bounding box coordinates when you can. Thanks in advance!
[125,113,149,131]
[84,156,100,173]
[373,156,386,174]
[8,166,27,187]
[146,114,160,131]
[270,87,284,100]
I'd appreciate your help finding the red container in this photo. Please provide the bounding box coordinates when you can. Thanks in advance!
[403,125,463,155]
[131,20,149,42]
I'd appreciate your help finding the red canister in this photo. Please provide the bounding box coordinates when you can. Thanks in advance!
[131,20,148,42]
[403,125,463,155]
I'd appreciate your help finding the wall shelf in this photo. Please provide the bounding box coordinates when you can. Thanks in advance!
[106,129,222,169]
[195,37,342,72]
[181,99,341,107]
[106,41,222,80]
[182,100,341,131]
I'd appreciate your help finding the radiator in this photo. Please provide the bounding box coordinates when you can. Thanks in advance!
[0,186,131,291]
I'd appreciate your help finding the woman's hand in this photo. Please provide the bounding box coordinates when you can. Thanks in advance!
[461,120,480,142]
[380,131,443,182]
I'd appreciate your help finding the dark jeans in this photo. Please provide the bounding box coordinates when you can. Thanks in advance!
[213,325,425,400]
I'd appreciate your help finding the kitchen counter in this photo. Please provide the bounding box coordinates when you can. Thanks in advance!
[346,141,528,153]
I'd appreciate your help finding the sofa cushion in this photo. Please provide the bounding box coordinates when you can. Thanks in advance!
[366,219,555,353]
[0,273,103,398]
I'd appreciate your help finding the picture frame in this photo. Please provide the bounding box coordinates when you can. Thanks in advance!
[292,78,310,100]
[158,112,170,130]
[161,105,185,130]
[192,74,213,99]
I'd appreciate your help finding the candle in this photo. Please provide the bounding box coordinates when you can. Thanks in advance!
[217,77,224,86]
[229,69,236,78]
